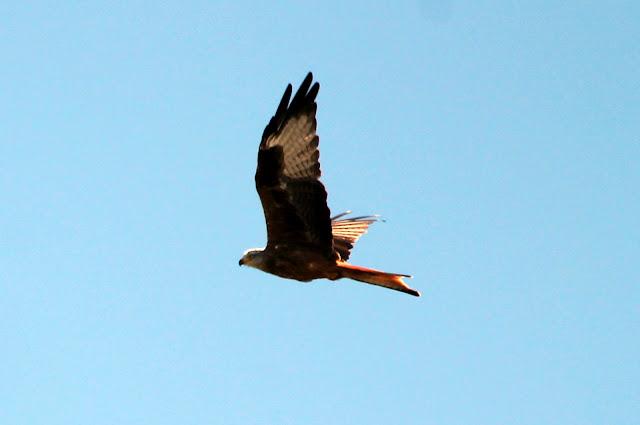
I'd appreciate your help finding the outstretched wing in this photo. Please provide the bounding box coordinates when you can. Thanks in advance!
[255,72,334,257]
[331,212,378,261]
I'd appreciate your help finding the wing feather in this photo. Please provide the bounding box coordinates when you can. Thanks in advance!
[255,73,334,256]
[331,213,378,261]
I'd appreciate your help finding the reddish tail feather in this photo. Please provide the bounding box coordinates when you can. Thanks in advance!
[336,262,420,297]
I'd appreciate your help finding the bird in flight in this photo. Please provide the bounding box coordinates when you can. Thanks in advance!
[239,73,420,297]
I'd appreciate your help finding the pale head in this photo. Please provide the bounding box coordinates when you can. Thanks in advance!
[238,248,267,269]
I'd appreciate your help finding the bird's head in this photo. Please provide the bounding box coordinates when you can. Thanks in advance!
[238,248,266,269]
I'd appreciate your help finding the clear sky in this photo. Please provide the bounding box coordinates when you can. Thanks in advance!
[1,2,638,424]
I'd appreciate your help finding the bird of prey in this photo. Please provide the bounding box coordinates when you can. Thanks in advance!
[239,73,420,297]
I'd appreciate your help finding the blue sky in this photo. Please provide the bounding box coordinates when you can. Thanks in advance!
[1,1,638,424]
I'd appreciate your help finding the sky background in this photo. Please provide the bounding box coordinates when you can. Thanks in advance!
[1,1,639,424]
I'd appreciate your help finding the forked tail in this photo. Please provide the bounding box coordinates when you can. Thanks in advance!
[336,262,420,297]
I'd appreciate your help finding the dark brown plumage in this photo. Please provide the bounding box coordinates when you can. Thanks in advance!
[240,73,420,297]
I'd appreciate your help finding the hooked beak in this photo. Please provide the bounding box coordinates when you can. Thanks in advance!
[238,258,244,266]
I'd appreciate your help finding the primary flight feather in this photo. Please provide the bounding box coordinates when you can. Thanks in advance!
[239,73,420,297]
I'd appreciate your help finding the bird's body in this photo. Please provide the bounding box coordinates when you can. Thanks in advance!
[239,73,420,297]
[242,244,340,282]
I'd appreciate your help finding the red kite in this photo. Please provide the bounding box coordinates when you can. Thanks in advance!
[239,73,420,297]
